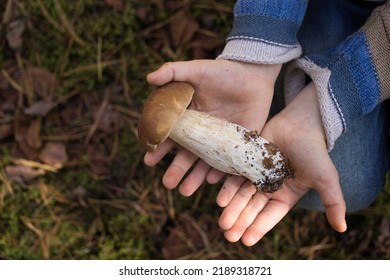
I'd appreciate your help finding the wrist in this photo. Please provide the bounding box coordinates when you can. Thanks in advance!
[266,82,326,148]
[229,60,282,86]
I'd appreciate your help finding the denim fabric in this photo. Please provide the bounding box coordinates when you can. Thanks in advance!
[293,0,389,212]
[297,0,382,55]
[297,104,389,212]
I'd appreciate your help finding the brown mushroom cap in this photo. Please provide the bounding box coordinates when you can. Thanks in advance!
[138,82,195,151]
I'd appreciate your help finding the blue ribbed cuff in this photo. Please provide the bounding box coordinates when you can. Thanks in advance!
[233,0,308,23]
[228,0,308,46]
[228,15,301,47]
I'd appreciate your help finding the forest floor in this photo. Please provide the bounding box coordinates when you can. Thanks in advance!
[0,0,389,259]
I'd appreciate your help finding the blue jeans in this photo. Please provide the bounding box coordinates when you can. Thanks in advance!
[291,0,389,212]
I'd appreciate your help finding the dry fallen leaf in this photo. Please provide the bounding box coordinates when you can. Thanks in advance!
[24,100,58,117]
[26,66,59,99]
[92,104,120,133]
[14,114,39,159]
[60,99,83,123]
[3,0,27,51]
[0,123,14,140]
[5,165,45,184]
[104,0,124,11]
[136,6,155,24]
[170,9,199,48]
[39,142,68,169]
[26,118,42,150]
[0,87,18,113]
[87,146,111,176]
[6,19,26,51]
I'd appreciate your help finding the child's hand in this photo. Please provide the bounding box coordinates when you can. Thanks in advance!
[217,83,347,246]
[143,59,281,196]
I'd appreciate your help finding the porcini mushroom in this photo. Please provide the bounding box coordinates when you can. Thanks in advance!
[138,82,294,193]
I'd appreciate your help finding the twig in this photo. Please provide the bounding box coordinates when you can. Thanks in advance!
[16,52,33,105]
[112,104,139,119]
[0,166,14,195]
[62,59,121,77]
[1,68,22,92]
[36,0,63,32]
[97,36,102,81]
[120,51,131,104]
[56,37,74,76]
[9,157,59,173]
[20,216,50,259]
[85,89,112,144]
[109,122,119,161]
[53,0,87,47]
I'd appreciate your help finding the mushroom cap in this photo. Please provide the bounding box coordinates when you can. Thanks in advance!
[138,82,195,151]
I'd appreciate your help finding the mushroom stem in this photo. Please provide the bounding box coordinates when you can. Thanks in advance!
[169,109,294,193]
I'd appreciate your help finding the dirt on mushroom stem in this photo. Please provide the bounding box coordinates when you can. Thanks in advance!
[242,130,295,193]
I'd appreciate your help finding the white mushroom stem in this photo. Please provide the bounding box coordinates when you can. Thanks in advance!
[169,109,294,193]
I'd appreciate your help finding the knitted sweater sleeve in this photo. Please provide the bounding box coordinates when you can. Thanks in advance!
[217,0,308,64]
[285,1,390,151]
